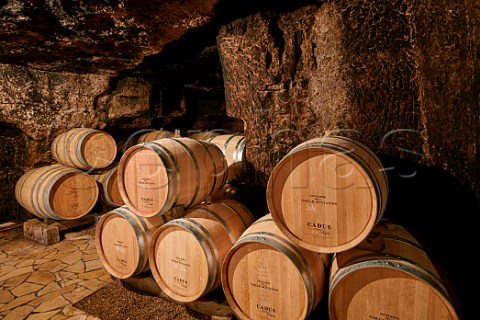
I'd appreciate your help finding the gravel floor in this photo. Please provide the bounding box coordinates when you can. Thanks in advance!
[74,279,214,320]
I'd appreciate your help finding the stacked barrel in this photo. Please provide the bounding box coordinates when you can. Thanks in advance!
[117,137,228,216]
[17,127,460,319]
[222,213,330,320]
[190,130,247,184]
[328,219,460,320]
[121,128,179,152]
[219,134,459,320]
[171,131,332,319]
[148,199,255,302]
[89,163,124,208]
[95,133,259,307]
[15,128,118,221]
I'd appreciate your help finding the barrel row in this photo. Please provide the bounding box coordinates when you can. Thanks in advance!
[15,128,244,220]
[14,127,121,220]
[95,199,256,300]
[117,137,229,217]
[213,214,458,320]
[122,129,248,184]
[96,201,460,320]
[223,216,460,320]
[90,130,248,210]
[94,197,330,318]
[328,219,460,320]
[121,131,386,253]
[14,161,125,220]
[82,128,247,212]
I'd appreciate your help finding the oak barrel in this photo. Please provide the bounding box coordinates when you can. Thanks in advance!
[190,131,220,141]
[149,199,255,303]
[328,219,460,320]
[118,138,227,217]
[122,129,179,153]
[136,130,177,143]
[222,213,330,320]
[90,164,124,208]
[95,205,172,279]
[266,135,389,253]
[15,163,99,220]
[207,134,247,182]
[118,137,228,217]
[51,128,117,170]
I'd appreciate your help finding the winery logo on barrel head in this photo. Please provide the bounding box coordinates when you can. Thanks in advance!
[173,276,188,287]
[256,304,276,314]
[115,257,127,268]
[140,197,154,204]
[307,222,332,230]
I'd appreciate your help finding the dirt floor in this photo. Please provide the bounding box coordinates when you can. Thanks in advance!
[73,279,217,320]
[73,274,330,320]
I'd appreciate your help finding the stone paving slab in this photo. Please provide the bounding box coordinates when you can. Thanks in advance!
[0,227,110,320]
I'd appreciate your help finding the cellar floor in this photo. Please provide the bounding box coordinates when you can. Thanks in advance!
[0,222,216,320]
[0,224,109,320]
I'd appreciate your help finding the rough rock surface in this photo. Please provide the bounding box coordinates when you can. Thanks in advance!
[217,1,480,204]
[0,0,478,318]
[0,0,235,223]
[0,0,220,74]
[1,0,479,231]
[0,0,316,223]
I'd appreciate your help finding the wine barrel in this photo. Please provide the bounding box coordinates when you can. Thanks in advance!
[118,137,228,217]
[222,213,330,320]
[266,135,389,253]
[95,205,172,279]
[149,199,255,303]
[136,130,177,143]
[15,163,99,220]
[207,134,247,182]
[90,164,124,208]
[122,129,179,153]
[51,128,117,170]
[329,219,460,320]
[189,131,220,141]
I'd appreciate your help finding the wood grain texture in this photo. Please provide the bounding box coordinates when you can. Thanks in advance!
[95,205,171,279]
[190,131,220,141]
[222,214,330,320]
[51,128,117,170]
[207,134,247,183]
[267,135,388,253]
[149,199,255,303]
[118,137,228,217]
[136,130,177,143]
[15,163,99,220]
[91,164,125,208]
[329,220,460,320]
